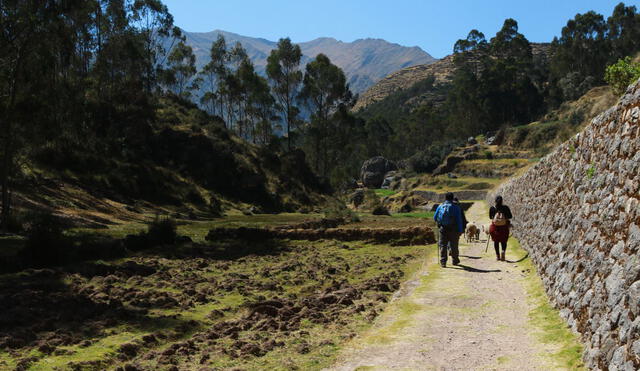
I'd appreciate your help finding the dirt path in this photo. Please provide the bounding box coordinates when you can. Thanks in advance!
[327,201,566,371]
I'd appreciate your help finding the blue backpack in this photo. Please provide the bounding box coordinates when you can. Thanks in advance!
[436,203,456,227]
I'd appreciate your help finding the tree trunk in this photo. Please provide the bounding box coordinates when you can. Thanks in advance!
[0,147,10,231]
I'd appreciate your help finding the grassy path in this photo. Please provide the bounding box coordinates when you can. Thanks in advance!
[327,201,584,370]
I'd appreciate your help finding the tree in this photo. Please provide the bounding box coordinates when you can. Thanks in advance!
[129,0,181,91]
[165,41,197,98]
[200,35,228,117]
[550,11,608,87]
[453,29,488,75]
[300,54,352,176]
[266,38,303,150]
[607,3,640,62]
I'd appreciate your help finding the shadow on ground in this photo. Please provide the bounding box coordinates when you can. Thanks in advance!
[449,264,501,273]
[506,253,529,264]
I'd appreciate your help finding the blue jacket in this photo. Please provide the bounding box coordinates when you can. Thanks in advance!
[433,201,464,233]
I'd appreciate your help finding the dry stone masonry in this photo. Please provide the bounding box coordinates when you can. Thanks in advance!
[491,80,640,370]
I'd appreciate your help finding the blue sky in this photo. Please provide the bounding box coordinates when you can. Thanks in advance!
[163,0,639,58]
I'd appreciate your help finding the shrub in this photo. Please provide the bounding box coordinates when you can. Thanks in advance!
[407,141,461,173]
[605,57,640,95]
[124,216,178,251]
[372,205,391,216]
[22,212,69,268]
[147,217,177,246]
[2,210,27,233]
[324,200,359,222]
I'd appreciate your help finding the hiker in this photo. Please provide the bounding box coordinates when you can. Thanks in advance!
[453,197,468,233]
[489,195,513,261]
[433,192,464,267]
[453,197,468,251]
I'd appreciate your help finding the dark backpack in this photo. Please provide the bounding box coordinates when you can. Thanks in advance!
[436,203,456,227]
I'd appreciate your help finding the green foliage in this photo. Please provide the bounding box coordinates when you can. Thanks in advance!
[407,141,461,173]
[267,38,303,150]
[165,41,198,98]
[605,56,640,95]
[323,200,359,222]
[586,164,596,178]
[300,54,354,177]
[550,3,640,102]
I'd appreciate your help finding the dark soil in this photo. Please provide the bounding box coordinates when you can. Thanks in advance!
[0,237,427,370]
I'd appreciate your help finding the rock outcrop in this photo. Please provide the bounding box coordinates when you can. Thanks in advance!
[360,157,398,188]
[491,80,640,370]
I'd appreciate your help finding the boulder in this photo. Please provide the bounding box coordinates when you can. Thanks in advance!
[467,137,478,145]
[360,157,398,188]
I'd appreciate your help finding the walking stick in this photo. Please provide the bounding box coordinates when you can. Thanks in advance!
[485,235,490,253]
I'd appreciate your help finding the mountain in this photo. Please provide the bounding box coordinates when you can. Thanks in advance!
[354,43,552,111]
[181,30,436,93]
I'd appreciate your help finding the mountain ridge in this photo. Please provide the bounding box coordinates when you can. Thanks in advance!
[181,29,436,93]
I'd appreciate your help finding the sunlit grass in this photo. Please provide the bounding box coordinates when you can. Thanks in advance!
[509,238,585,370]
[374,189,398,198]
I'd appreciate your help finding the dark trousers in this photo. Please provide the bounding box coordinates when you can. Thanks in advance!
[494,241,507,254]
[438,226,460,264]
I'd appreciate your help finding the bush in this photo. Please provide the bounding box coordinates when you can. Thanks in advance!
[124,216,178,251]
[372,205,391,216]
[147,217,177,246]
[407,141,461,174]
[605,57,640,95]
[2,210,27,233]
[324,200,359,222]
[22,212,69,268]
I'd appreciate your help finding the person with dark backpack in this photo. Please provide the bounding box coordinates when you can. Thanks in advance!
[489,195,513,261]
[433,192,464,267]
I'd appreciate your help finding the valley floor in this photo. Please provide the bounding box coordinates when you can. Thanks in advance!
[327,202,584,371]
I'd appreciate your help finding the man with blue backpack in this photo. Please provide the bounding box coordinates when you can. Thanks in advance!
[433,192,465,267]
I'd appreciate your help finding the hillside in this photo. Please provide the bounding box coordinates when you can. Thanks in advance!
[8,96,328,229]
[354,42,551,111]
[182,30,436,93]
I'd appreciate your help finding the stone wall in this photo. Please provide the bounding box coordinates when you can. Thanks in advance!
[490,80,640,370]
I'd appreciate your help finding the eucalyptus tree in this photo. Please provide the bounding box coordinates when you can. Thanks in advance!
[165,41,198,98]
[266,38,302,150]
[299,54,352,176]
[200,35,228,117]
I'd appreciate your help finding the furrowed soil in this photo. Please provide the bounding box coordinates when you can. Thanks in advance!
[0,213,434,370]
[327,201,584,370]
